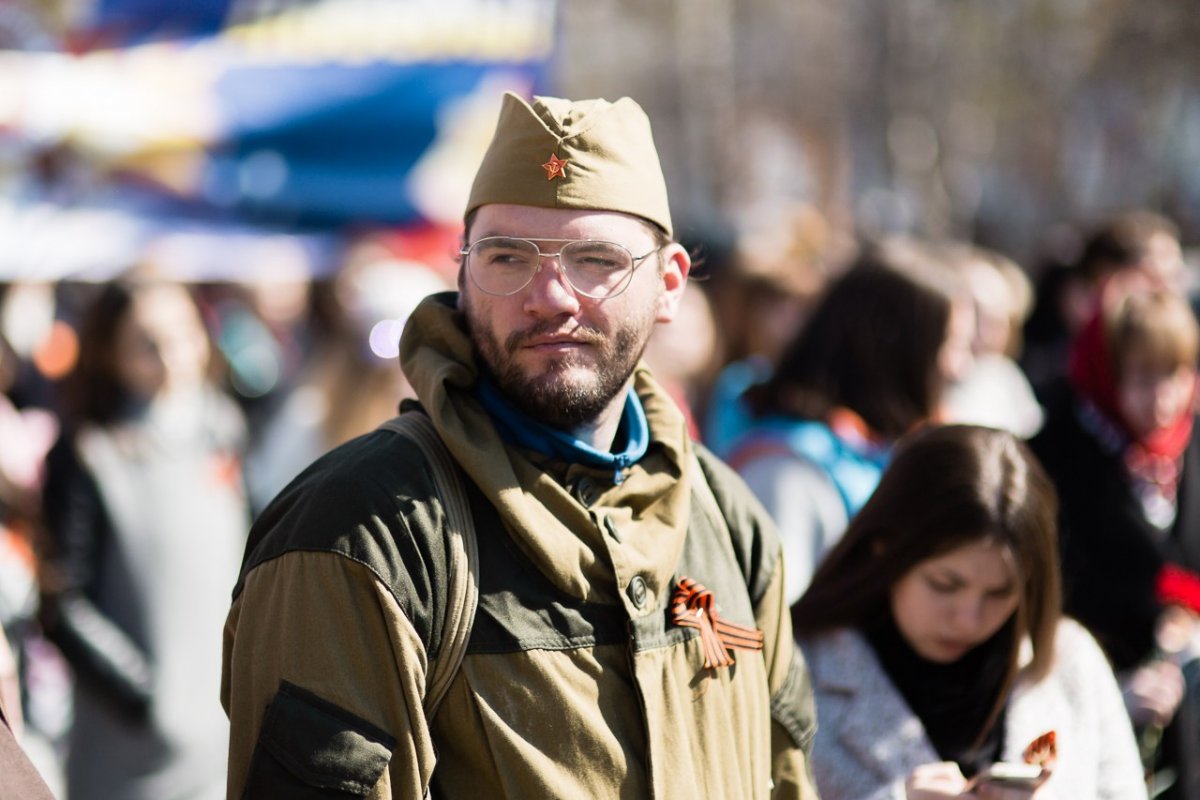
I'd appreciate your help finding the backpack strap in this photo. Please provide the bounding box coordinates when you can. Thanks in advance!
[688,450,758,593]
[376,413,479,721]
[689,450,730,543]
[723,430,797,473]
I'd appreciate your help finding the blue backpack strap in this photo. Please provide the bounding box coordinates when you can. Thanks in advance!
[727,419,888,519]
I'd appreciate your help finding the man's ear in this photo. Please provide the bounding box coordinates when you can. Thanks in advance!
[655,243,691,324]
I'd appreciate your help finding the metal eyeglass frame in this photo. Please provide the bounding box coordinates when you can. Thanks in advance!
[460,236,661,299]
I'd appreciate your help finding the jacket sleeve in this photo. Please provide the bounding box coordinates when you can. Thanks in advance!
[694,445,820,800]
[756,557,821,800]
[1078,627,1150,800]
[38,436,153,719]
[222,549,434,799]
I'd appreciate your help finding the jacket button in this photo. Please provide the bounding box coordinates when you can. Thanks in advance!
[603,515,622,542]
[576,477,596,506]
[627,575,649,609]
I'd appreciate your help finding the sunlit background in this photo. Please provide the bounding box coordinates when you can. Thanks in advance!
[2,0,1197,380]
[1,2,1198,795]
[3,1,1199,268]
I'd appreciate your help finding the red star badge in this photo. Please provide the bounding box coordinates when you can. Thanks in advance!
[542,153,569,181]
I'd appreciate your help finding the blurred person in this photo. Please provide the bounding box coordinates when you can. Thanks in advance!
[723,242,974,602]
[39,280,249,800]
[201,276,310,428]
[1022,211,1184,402]
[0,281,77,414]
[642,281,720,440]
[0,625,55,800]
[0,310,57,645]
[223,93,818,799]
[794,424,1147,800]
[704,205,840,455]
[940,243,1044,437]
[0,290,67,796]
[243,252,450,512]
[1030,284,1200,799]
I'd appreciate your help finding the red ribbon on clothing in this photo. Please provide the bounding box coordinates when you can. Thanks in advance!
[671,576,764,669]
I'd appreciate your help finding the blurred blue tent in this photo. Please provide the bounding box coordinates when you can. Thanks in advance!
[84,0,234,42]
[0,0,557,280]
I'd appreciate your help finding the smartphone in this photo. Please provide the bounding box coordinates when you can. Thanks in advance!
[964,762,1046,791]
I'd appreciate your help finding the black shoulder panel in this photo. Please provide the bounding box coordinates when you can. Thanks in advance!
[233,427,452,658]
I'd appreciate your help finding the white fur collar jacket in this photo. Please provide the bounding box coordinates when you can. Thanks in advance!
[798,618,1147,800]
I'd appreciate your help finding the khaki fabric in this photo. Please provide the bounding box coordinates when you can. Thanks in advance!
[224,548,815,800]
[222,551,433,799]
[758,564,820,799]
[224,557,812,799]
[223,292,818,799]
[465,92,673,237]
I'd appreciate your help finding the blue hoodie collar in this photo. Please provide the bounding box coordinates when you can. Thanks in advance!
[477,378,649,485]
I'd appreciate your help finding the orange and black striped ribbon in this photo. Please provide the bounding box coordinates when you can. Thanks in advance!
[671,576,764,669]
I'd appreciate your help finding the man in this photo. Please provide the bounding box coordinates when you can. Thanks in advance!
[222,92,818,799]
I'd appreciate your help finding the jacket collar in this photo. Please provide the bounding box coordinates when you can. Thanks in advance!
[804,627,1037,783]
[399,292,693,606]
[804,628,940,782]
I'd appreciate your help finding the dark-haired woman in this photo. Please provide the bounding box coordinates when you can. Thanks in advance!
[725,243,975,602]
[794,425,1145,799]
[39,281,249,800]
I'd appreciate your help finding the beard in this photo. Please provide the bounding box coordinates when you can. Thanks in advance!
[463,297,655,430]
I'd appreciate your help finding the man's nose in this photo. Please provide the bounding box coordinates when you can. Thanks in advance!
[522,253,581,315]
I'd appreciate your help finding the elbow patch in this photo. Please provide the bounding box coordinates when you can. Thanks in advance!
[242,681,395,799]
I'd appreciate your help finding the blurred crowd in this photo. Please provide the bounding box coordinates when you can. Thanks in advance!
[2,206,1200,798]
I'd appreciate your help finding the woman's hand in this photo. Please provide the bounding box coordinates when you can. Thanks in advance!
[906,762,1059,800]
[971,782,1055,800]
[974,786,1051,796]
[905,762,969,799]
[1120,659,1185,727]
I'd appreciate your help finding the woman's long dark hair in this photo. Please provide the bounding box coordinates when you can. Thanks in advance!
[64,282,139,427]
[793,424,1062,729]
[743,245,958,439]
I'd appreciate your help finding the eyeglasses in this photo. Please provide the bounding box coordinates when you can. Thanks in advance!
[460,237,660,299]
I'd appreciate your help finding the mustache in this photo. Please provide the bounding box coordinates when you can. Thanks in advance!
[504,321,605,353]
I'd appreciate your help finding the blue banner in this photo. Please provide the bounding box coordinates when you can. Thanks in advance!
[206,60,546,225]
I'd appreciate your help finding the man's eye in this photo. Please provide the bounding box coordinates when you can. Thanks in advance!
[578,257,622,268]
[486,252,532,266]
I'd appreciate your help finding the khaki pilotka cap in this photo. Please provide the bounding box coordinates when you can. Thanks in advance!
[465,92,674,238]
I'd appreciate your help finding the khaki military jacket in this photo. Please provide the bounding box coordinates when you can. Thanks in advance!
[222,292,818,799]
